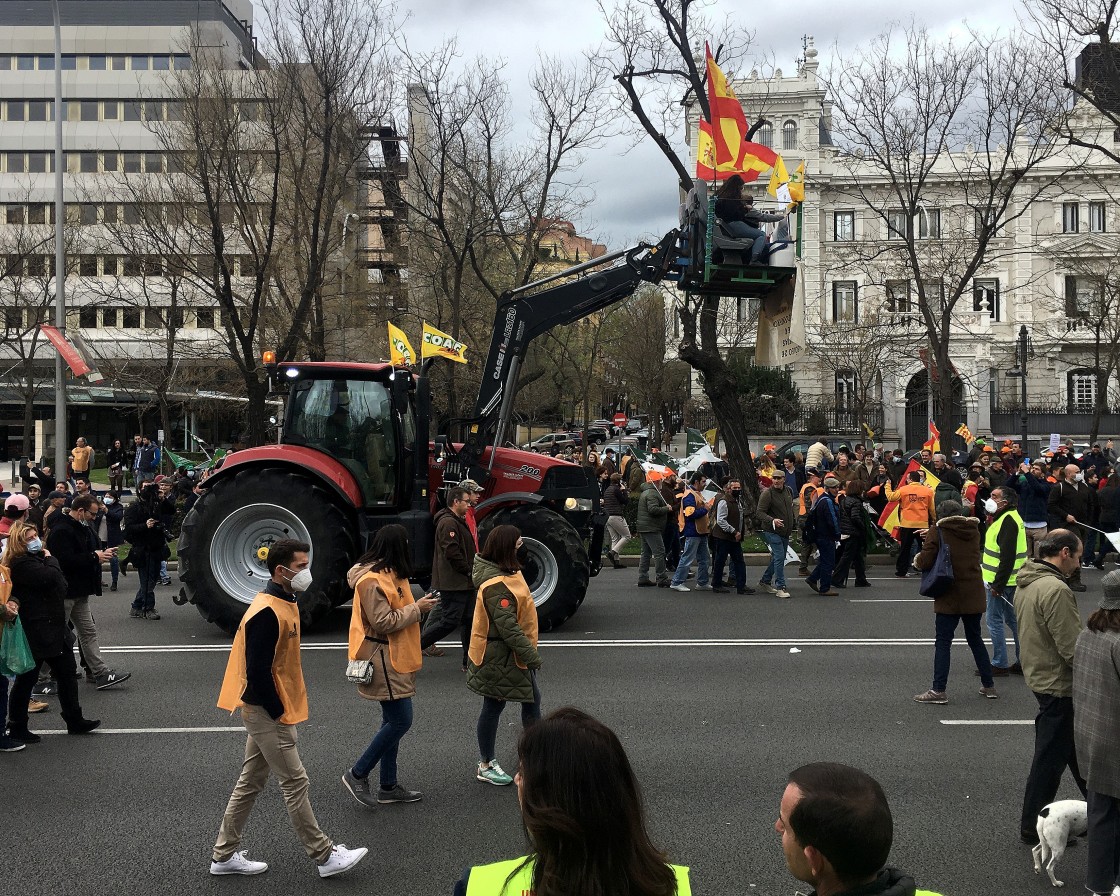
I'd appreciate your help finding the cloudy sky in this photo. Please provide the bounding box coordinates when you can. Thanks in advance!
[401,0,1022,249]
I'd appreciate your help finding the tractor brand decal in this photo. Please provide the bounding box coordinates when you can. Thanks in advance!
[516,464,542,480]
[493,305,518,380]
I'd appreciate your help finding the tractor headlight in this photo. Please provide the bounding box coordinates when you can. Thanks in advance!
[564,497,593,512]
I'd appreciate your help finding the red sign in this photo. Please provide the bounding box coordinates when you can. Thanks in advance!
[39,325,91,376]
[613,412,628,427]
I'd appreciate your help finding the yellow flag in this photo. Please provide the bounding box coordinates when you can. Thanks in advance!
[767,155,789,198]
[788,161,805,202]
[421,321,468,364]
[955,423,974,444]
[387,322,415,366]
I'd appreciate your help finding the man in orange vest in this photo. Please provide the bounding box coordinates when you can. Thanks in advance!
[212,539,368,879]
[886,470,936,578]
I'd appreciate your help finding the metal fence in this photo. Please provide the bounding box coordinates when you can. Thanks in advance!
[989,404,1120,438]
[688,403,884,438]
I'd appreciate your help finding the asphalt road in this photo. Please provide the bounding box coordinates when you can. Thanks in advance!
[5,563,1112,896]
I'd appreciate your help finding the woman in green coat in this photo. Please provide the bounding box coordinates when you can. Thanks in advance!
[466,524,542,786]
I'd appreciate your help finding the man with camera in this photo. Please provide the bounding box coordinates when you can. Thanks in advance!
[124,480,175,620]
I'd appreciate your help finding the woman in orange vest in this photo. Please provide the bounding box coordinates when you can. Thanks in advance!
[342,524,438,808]
[468,524,542,787]
[453,706,691,895]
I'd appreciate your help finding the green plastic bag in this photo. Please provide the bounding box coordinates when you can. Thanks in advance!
[0,617,35,676]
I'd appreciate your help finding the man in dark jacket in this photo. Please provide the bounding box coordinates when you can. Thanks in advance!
[756,469,796,598]
[45,494,130,690]
[807,477,843,596]
[635,479,671,588]
[1080,442,1113,477]
[1048,464,1096,592]
[134,435,159,484]
[710,477,753,595]
[124,480,173,619]
[1009,462,1051,559]
[420,487,477,668]
[777,762,945,896]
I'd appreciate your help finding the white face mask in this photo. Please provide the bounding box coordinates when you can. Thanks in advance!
[983,498,999,515]
[288,567,313,592]
[1074,473,1085,483]
[103,497,115,505]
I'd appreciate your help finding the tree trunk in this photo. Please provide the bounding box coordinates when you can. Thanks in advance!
[678,295,761,505]
[243,376,271,446]
[159,396,173,472]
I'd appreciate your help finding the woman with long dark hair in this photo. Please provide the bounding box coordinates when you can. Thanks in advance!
[452,706,690,895]
[468,524,541,787]
[4,520,100,738]
[713,173,787,264]
[341,524,438,808]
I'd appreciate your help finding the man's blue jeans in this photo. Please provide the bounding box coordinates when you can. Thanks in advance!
[671,536,710,587]
[132,553,162,612]
[985,585,1019,668]
[352,697,413,788]
[760,531,789,588]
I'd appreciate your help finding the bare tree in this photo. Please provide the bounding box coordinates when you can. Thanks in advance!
[596,0,773,499]
[402,43,612,421]
[118,0,398,444]
[823,24,1074,441]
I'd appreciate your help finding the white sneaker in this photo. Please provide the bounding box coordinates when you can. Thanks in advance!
[775,589,791,599]
[318,844,368,878]
[670,583,690,592]
[210,851,268,876]
[757,583,777,594]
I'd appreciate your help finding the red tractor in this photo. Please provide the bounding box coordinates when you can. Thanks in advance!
[176,188,797,633]
[176,234,683,633]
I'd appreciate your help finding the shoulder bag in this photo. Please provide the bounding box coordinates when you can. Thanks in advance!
[918,533,955,598]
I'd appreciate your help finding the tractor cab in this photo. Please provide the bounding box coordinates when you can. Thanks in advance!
[275,362,417,509]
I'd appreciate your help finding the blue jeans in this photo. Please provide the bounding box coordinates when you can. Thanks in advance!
[671,536,710,587]
[132,552,162,611]
[808,538,837,591]
[760,531,789,588]
[933,612,993,692]
[477,672,541,762]
[109,553,120,586]
[723,220,767,262]
[352,697,413,787]
[985,585,1019,668]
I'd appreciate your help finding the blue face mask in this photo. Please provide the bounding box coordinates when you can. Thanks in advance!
[27,538,42,554]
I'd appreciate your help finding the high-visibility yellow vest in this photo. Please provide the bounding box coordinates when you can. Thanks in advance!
[981,510,1027,587]
[464,856,691,896]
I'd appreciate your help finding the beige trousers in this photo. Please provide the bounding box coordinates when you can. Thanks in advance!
[212,705,333,864]
[64,597,108,678]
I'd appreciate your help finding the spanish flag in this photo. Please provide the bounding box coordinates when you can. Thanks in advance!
[697,119,753,182]
[923,421,940,453]
[387,322,415,367]
[421,321,468,364]
[704,44,778,179]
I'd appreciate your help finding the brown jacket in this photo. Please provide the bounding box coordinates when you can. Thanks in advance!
[346,563,422,702]
[914,515,985,615]
[833,463,870,489]
[431,507,476,592]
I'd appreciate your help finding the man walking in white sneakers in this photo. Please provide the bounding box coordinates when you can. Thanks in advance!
[212,539,367,878]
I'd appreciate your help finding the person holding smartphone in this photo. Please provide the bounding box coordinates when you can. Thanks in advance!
[123,480,173,620]
[342,524,438,808]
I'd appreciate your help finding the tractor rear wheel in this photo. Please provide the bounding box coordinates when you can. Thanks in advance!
[178,468,357,634]
[479,505,588,632]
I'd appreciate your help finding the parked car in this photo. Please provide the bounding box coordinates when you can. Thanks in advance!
[776,439,851,465]
[574,427,611,445]
[520,432,576,452]
[625,418,644,434]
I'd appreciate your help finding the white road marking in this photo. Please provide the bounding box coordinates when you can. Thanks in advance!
[100,637,990,653]
[939,720,1034,726]
[37,726,244,736]
[849,599,931,603]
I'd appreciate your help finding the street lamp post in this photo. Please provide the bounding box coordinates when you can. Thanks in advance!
[51,0,67,475]
[1017,324,1029,452]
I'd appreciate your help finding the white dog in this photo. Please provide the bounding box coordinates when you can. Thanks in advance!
[1032,799,1089,887]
